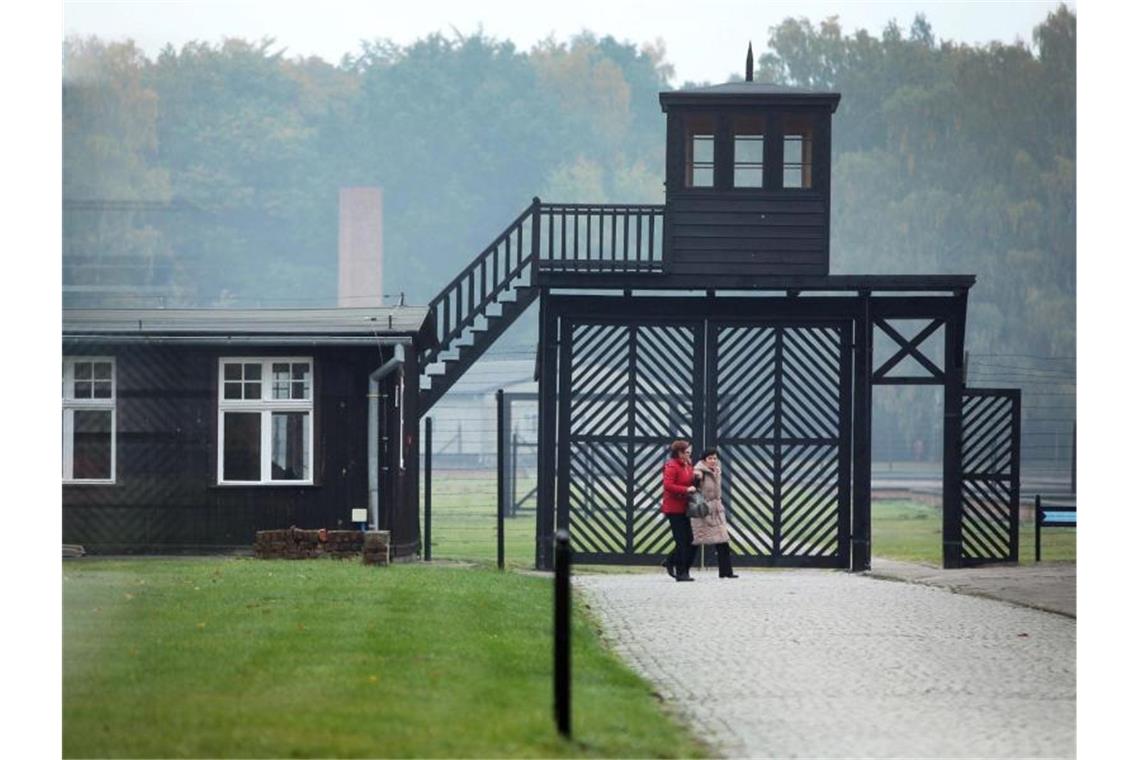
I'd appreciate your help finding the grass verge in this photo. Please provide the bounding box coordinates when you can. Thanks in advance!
[64,558,706,758]
[872,499,1076,565]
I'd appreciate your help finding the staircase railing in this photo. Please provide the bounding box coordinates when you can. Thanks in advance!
[422,199,540,367]
[420,198,667,369]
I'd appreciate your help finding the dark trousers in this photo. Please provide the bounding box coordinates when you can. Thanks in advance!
[713,542,734,577]
[666,513,694,576]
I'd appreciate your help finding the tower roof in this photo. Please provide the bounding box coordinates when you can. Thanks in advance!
[659,80,841,112]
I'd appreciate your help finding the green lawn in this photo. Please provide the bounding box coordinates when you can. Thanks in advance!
[422,471,536,567]
[872,499,1076,566]
[64,558,707,758]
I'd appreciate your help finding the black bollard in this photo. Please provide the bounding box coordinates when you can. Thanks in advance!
[554,529,571,737]
[497,389,506,570]
[424,416,432,562]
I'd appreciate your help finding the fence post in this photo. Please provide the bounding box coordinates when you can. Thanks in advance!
[530,196,541,285]
[511,431,520,518]
[554,529,571,738]
[424,416,432,562]
[497,388,506,571]
[1035,494,1041,563]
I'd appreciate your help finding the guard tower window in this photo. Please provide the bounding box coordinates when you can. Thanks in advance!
[732,115,765,188]
[684,114,716,188]
[783,115,814,189]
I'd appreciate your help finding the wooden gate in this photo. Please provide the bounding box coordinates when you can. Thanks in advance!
[709,321,851,567]
[554,313,850,567]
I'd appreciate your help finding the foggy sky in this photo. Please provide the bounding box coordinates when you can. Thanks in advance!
[63,0,1067,85]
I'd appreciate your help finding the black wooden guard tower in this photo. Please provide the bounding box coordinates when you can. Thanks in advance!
[418,66,1021,572]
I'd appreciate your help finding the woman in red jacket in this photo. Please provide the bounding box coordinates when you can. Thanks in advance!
[661,439,697,582]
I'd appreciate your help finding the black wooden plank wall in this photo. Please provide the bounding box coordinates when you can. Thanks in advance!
[668,195,829,275]
[61,343,412,553]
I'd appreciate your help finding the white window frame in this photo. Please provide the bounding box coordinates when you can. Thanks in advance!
[62,356,116,484]
[217,357,314,485]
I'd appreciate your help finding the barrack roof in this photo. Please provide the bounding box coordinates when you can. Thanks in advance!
[62,306,433,346]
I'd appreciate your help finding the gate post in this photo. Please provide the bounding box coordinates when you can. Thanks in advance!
[536,293,559,570]
[851,292,873,571]
[424,416,432,562]
[942,293,968,569]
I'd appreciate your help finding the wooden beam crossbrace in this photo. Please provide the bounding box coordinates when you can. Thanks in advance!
[872,318,945,384]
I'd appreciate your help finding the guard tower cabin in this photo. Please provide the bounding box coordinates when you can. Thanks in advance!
[660,79,840,279]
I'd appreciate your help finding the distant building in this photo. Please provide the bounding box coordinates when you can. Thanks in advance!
[423,359,537,469]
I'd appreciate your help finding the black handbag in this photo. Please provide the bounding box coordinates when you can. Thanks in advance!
[686,490,709,518]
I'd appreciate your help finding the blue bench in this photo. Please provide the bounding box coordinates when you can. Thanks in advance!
[1035,494,1076,562]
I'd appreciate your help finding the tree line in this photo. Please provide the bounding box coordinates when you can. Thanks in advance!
[63,6,1075,462]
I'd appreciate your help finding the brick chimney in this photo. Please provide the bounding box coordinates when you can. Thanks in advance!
[338,187,383,307]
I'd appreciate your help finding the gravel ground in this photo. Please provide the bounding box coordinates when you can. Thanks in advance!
[575,568,1075,759]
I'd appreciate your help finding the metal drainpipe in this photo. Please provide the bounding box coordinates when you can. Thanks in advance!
[369,342,408,530]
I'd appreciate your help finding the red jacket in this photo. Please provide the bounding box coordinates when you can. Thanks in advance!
[661,457,694,515]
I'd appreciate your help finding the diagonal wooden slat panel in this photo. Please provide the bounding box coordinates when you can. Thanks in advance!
[959,389,1019,563]
[720,443,776,556]
[779,443,839,556]
[631,443,678,553]
[716,326,777,441]
[781,327,841,441]
[634,325,696,438]
[570,323,630,437]
[567,441,627,553]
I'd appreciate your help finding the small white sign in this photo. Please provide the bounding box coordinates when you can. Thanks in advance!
[351,508,368,523]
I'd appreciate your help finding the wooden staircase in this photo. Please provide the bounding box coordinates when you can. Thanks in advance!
[418,197,666,414]
[418,200,542,415]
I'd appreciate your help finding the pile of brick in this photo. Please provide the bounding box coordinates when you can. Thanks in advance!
[362,531,391,566]
[253,526,374,560]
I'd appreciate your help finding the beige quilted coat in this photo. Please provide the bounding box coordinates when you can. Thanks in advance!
[690,460,731,545]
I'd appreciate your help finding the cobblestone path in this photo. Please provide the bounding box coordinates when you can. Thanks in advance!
[575,569,1075,759]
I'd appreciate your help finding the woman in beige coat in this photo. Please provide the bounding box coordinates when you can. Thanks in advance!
[691,448,738,578]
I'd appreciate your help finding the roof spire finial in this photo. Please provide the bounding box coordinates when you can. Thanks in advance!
[746,41,754,82]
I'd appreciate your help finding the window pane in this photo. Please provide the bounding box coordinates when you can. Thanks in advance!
[692,136,714,164]
[224,382,242,400]
[272,362,291,399]
[735,136,764,164]
[782,115,813,189]
[93,362,112,380]
[785,137,802,163]
[74,381,92,399]
[223,412,261,481]
[74,362,92,380]
[271,412,310,481]
[72,409,112,479]
[292,363,311,399]
[684,114,717,188]
[735,167,764,188]
[224,363,241,381]
[691,167,714,187]
[243,381,261,400]
[245,363,262,381]
[93,381,112,399]
[733,115,765,189]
